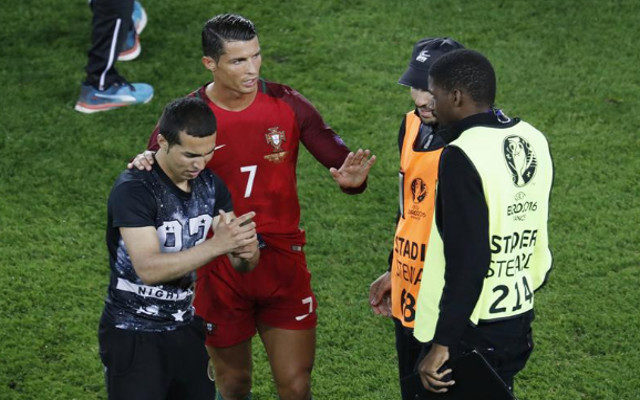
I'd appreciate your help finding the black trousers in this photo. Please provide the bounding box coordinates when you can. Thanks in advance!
[418,313,534,394]
[84,0,134,90]
[394,318,424,400]
[456,316,534,391]
[98,314,215,400]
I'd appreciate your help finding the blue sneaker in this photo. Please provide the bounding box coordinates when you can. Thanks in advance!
[118,29,140,61]
[132,1,147,35]
[118,2,147,61]
[74,82,154,113]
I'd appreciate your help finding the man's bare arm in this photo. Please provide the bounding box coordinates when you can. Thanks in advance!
[122,211,257,285]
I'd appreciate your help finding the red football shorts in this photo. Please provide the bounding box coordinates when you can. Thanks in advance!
[194,237,317,348]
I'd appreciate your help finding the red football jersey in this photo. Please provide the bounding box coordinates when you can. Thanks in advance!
[148,80,356,238]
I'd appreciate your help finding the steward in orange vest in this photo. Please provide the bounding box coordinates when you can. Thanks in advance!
[368,37,464,400]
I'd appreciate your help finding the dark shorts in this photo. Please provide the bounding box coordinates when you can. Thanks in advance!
[98,314,215,400]
[394,318,424,400]
[194,243,317,348]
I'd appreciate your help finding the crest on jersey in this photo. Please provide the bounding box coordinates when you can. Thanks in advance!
[264,126,288,163]
[266,126,285,151]
[504,136,537,187]
[411,178,427,203]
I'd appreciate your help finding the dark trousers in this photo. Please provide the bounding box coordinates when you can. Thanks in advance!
[98,314,215,400]
[418,313,535,393]
[395,318,424,400]
[84,0,134,90]
[456,315,534,391]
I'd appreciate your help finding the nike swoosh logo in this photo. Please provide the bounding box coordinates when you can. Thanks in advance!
[93,93,137,102]
[214,144,226,150]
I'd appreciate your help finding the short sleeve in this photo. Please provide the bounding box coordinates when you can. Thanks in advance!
[109,180,157,228]
[212,176,233,215]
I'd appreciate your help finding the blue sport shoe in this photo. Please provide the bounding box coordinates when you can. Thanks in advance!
[132,1,147,35]
[74,81,154,113]
[118,2,147,61]
[118,29,140,61]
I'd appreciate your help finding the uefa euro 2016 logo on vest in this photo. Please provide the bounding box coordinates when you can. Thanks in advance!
[504,136,537,187]
[410,178,427,203]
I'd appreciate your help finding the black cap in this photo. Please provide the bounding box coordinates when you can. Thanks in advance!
[398,37,464,90]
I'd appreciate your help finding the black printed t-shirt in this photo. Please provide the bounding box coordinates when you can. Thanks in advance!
[104,161,232,332]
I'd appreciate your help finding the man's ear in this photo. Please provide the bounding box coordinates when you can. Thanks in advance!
[451,89,463,107]
[202,56,217,72]
[157,134,169,152]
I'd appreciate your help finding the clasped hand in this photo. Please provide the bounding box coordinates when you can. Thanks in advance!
[214,210,257,258]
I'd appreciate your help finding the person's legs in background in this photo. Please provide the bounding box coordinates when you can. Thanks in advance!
[75,0,153,113]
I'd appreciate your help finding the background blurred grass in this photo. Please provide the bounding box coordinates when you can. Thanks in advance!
[0,0,639,398]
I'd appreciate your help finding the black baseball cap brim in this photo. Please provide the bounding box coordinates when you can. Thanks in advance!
[398,65,430,90]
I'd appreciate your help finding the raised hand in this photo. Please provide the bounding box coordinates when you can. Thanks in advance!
[330,149,377,189]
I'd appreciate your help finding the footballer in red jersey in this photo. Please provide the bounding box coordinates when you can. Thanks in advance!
[130,14,375,400]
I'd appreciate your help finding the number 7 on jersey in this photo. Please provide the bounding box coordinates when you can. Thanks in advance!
[240,165,257,198]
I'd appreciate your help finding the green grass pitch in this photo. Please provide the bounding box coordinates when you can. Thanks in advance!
[1,0,639,398]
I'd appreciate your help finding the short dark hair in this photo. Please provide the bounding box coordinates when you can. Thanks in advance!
[429,49,496,106]
[158,97,217,146]
[202,14,257,60]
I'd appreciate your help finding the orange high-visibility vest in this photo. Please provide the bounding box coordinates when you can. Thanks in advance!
[391,111,442,328]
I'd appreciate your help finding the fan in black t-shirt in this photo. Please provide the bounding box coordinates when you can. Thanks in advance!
[99,97,260,400]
